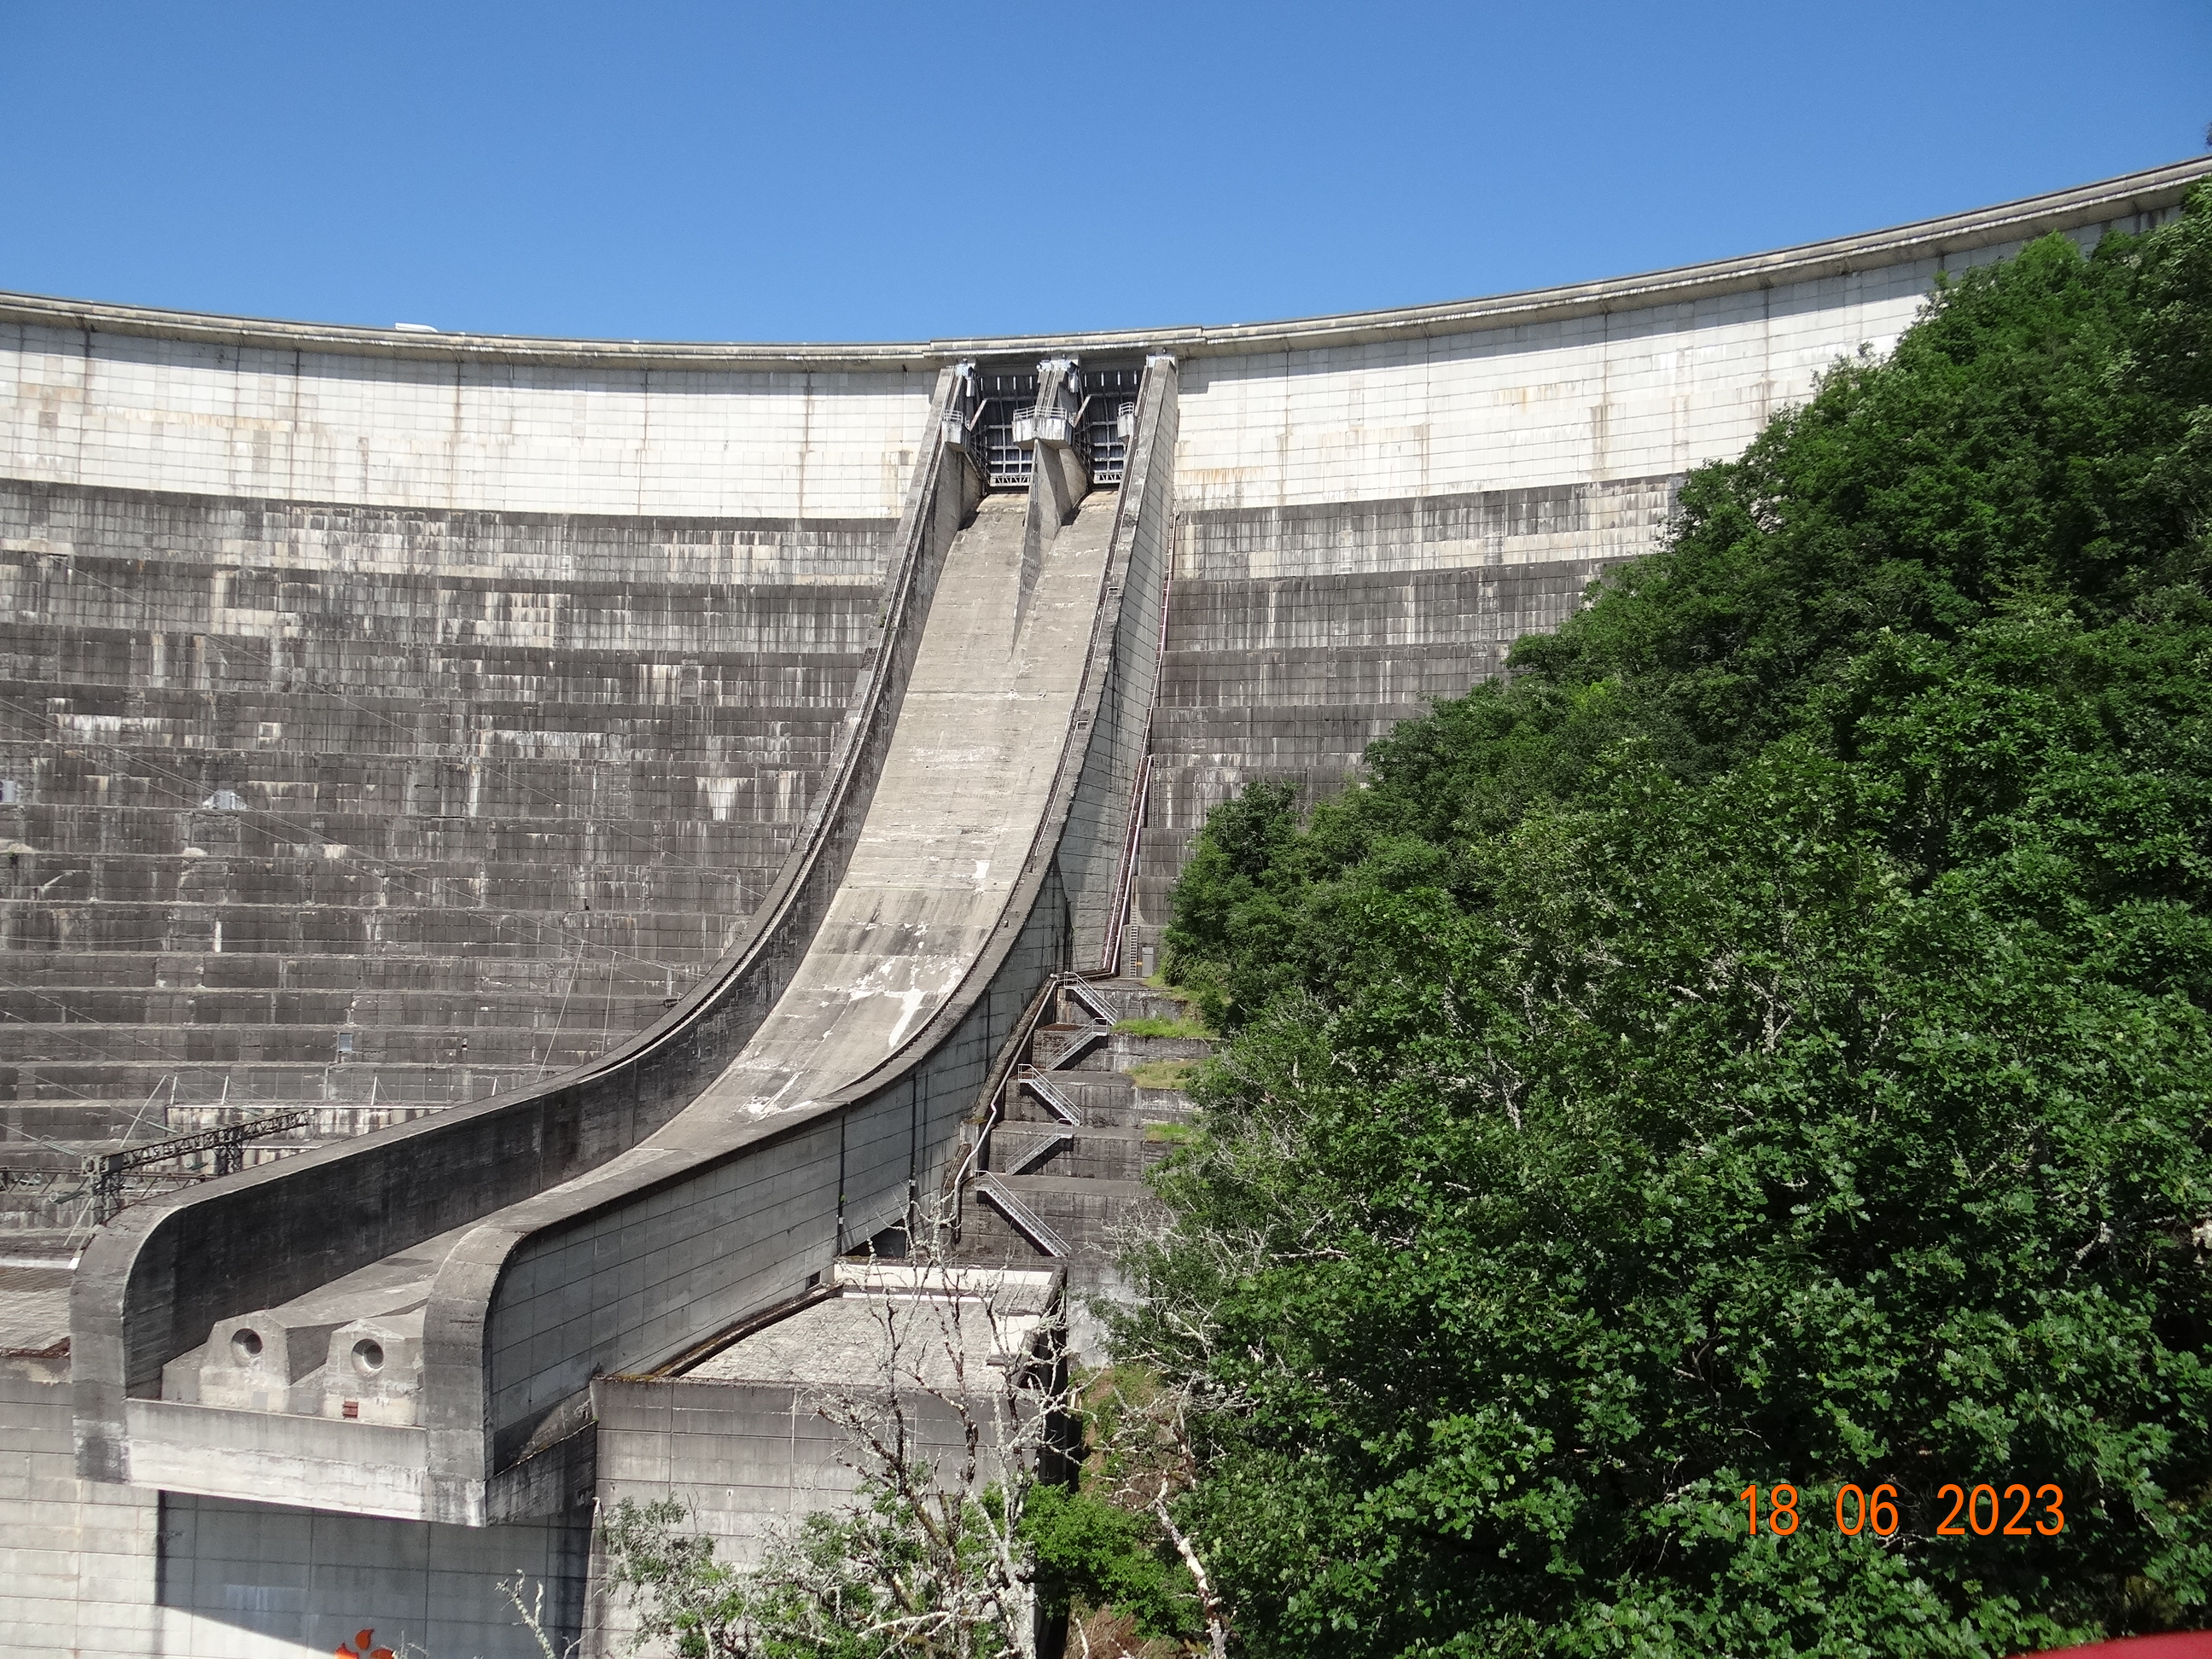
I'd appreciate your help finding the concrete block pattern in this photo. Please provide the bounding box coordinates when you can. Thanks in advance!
[154,1490,585,1658]
[0,1373,160,1658]
[1134,515,1630,927]
[1175,474,1674,582]
[0,481,894,1173]
[0,324,932,520]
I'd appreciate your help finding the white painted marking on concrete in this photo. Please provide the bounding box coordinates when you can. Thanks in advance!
[884,987,927,1050]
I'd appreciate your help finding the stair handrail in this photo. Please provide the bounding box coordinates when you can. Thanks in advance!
[1016,1069,1084,1126]
[1060,978,1119,1027]
[973,1173,1072,1259]
[997,1128,1074,1178]
[947,971,1083,1242]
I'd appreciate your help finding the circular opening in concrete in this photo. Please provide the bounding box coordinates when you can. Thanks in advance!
[352,1338,385,1377]
[230,1328,263,1363]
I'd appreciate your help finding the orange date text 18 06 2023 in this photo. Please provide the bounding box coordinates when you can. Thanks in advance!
[1738,1483,2067,1539]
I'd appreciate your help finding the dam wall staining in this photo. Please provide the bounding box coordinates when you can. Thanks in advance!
[0,487,888,1115]
[0,328,931,1210]
[1132,248,1983,935]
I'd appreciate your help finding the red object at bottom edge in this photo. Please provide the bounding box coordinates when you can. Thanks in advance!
[2023,1635,2212,1659]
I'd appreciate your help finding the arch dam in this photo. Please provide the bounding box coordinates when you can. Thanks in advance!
[0,158,2203,1657]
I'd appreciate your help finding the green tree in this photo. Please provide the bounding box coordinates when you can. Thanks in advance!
[591,1253,1195,1658]
[599,1482,1026,1659]
[1022,1484,1198,1650]
[1128,189,2212,1656]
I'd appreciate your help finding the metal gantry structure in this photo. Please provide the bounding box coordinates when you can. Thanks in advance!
[949,359,1141,492]
[81,1109,314,1223]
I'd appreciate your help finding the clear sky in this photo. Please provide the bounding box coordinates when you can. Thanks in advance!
[3,1,2208,343]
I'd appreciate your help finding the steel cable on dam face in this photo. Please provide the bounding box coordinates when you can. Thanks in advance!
[0,656,738,1119]
[0,687,712,981]
[0,550,806,893]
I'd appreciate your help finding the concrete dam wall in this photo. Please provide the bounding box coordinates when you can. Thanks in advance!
[1,166,2194,1181]
[1130,166,2194,928]
[0,486,890,1116]
[0,158,2205,1657]
[0,335,929,1196]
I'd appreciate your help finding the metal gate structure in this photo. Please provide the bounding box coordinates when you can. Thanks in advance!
[975,367,1039,488]
[1080,364,1141,486]
[953,361,1142,491]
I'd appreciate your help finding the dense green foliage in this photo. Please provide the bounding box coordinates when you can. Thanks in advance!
[1133,191,2212,1656]
[1022,1482,1202,1644]
[601,1484,1027,1658]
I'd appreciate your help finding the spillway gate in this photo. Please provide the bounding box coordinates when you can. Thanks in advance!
[954,359,1140,490]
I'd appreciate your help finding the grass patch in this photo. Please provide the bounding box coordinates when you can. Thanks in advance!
[1143,1121,1197,1144]
[1129,1060,1200,1091]
[1112,1015,1212,1039]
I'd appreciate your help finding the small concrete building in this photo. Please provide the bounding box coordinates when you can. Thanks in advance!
[595,1260,1064,1589]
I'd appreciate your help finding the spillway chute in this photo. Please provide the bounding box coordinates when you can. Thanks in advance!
[69,355,1181,1529]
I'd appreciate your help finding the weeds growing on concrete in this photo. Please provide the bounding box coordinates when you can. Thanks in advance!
[1127,1061,1200,1092]
[1110,1016,1211,1040]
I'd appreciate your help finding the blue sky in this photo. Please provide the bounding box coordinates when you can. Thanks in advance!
[3,1,2207,342]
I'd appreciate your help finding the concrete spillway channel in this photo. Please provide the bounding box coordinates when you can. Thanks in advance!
[67,358,1179,1531]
